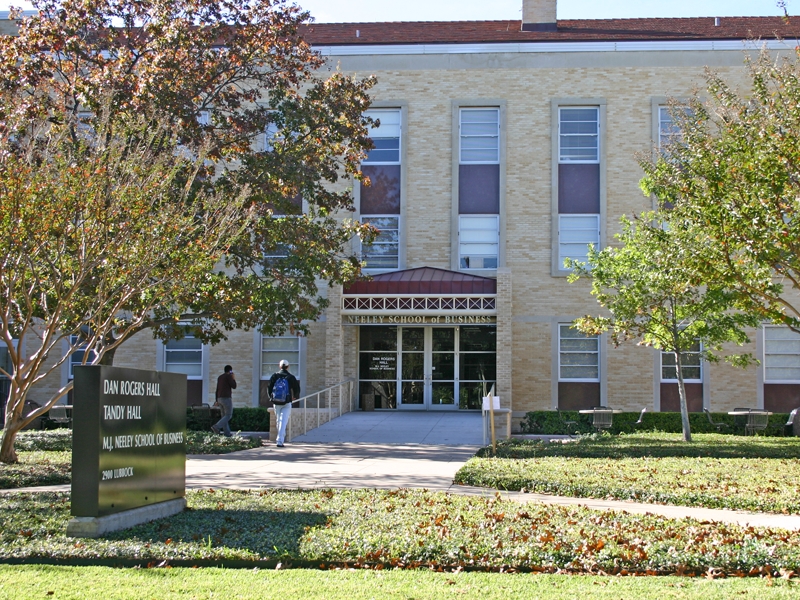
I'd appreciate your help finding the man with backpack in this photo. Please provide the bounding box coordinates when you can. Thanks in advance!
[268,359,300,447]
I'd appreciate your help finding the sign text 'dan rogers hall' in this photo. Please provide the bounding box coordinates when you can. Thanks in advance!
[71,365,186,518]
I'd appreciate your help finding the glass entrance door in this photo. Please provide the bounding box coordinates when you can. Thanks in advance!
[359,325,495,411]
[399,327,457,410]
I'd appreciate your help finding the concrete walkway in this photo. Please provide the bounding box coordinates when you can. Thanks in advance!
[7,412,800,530]
[290,411,485,445]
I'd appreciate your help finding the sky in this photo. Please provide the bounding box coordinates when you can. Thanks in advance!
[0,1,793,22]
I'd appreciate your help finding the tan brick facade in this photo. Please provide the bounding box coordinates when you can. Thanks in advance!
[21,23,791,430]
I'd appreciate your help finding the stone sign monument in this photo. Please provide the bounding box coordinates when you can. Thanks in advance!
[67,365,187,537]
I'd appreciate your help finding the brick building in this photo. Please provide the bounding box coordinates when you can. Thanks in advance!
[15,1,800,428]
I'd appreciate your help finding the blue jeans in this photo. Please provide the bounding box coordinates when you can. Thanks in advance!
[274,403,292,444]
[214,397,233,436]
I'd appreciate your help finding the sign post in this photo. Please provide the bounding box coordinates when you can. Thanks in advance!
[67,365,187,537]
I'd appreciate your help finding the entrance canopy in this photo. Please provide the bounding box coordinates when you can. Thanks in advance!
[343,267,497,317]
[344,267,496,295]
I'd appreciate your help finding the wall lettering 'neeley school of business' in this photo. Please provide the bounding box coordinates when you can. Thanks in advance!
[346,314,496,325]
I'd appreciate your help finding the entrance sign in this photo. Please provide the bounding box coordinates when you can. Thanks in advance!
[71,365,186,518]
[345,314,496,325]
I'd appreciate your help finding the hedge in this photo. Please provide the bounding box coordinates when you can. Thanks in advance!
[186,407,270,432]
[520,410,792,436]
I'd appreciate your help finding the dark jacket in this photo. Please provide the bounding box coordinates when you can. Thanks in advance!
[215,372,237,399]
[268,369,300,403]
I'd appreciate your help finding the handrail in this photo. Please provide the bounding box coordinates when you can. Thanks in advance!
[272,379,356,442]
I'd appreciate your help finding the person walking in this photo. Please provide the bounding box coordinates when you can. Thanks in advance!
[268,359,300,447]
[212,365,236,437]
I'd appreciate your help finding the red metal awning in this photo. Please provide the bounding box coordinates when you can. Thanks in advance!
[344,267,496,295]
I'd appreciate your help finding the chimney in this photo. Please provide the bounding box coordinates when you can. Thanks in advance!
[522,0,557,32]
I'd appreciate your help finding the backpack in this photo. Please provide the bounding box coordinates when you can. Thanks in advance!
[272,375,291,405]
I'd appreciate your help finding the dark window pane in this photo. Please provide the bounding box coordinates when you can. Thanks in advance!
[360,327,397,351]
[558,163,600,213]
[364,138,400,163]
[459,353,496,381]
[267,194,303,216]
[432,353,455,380]
[459,381,492,409]
[401,381,424,404]
[360,381,397,409]
[361,165,401,214]
[432,328,455,351]
[402,328,424,351]
[460,327,496,352]
[431,382,455,405]
[359,352,397,380]
[459,164,500,214]
[402,352,424,380]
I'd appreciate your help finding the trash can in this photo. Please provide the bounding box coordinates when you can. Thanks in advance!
[362,393,375,411]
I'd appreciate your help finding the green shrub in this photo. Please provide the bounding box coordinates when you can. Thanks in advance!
[520,410,791,436]
[186,406,270,432]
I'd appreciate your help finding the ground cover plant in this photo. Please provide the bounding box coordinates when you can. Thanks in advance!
[0,566,796,600]
[0,431,260,489]
[2,489,800,576]
[455,433,800,514]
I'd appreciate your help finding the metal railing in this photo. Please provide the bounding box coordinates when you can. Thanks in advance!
[273,379,356,442]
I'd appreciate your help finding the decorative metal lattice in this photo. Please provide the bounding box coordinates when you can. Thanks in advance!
[342,295,496,312]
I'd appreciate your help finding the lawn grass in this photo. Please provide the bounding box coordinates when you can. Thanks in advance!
[0,430,261,490]
[0,451,71,490]
[455,433,800,514]
[2,489,800,575]
[0,565,797,600]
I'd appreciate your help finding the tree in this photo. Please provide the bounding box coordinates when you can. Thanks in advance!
[567,215,758,441]
[0,0,376,463]
[640,48,800,333]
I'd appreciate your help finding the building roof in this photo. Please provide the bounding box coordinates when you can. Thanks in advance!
[344,267,497,295]
[302,17,800,46]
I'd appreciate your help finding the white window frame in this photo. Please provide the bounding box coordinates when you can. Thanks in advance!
[660,341,703,383]
[764,325,800,383]
[558,107,600,163]
[459,107,500,164]
[459,215,499,270]
[163,334,205,380]
[360,108,402,271]
[68,334,98,380]
[558,214,600,267]
[361,215,400,270]
[363,108,401,165]
[558,324,600,382]
[259,334,302,380]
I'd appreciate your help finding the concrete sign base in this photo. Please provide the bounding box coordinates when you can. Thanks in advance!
[66,497,186,538]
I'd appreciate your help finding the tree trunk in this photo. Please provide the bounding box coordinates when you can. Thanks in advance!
[674,350,692,442]
[99,344,116,366]
[0,420,21,464]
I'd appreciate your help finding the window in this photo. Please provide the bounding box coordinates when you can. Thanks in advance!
[559,325,599,381]
[558,215,599,265]
[658,105,691,149]
[164,336,203,378]
[260,335,300,378]
[69,334,98,380]
[661,342,702,382]
[459,108,500,270]
[460,109,499,163]
[559,107,599,162]
[361,108,402,270]
[764,326,800,382]
[557,106,601,271]
[459,215,499,269]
